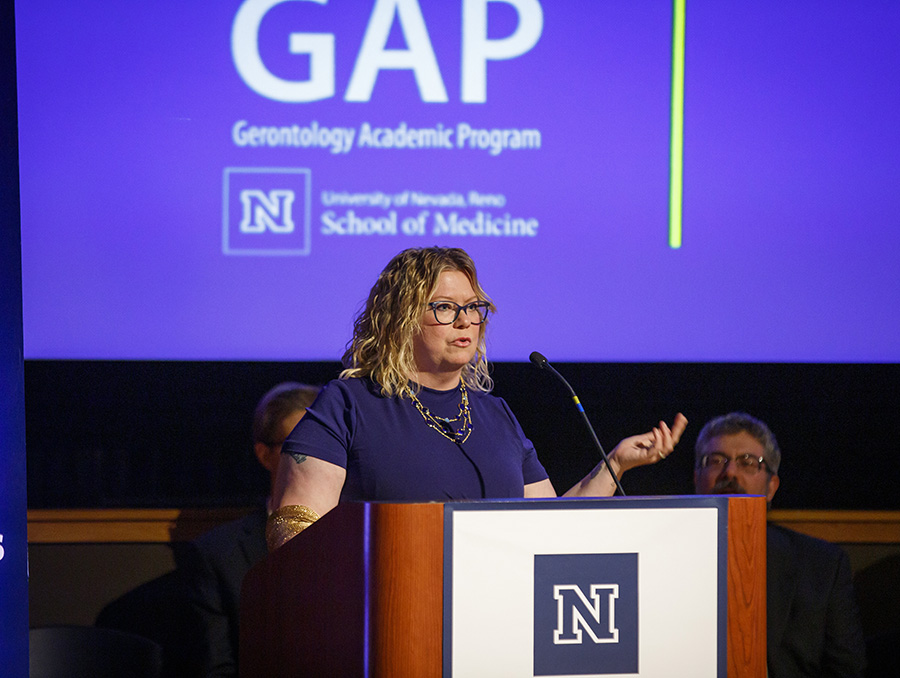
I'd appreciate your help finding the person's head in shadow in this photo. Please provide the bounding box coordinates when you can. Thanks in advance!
[252,382,320,501]
[693,412,780,506]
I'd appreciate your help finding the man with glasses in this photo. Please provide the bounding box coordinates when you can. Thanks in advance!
[693,412,866,678]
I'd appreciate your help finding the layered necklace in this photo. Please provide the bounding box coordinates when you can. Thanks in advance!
[409,380,472,444]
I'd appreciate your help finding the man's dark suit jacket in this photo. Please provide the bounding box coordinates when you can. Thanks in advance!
[188,509,268,678]
[767,523,866,678]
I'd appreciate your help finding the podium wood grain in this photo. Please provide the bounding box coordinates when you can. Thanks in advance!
[727,496,767,678]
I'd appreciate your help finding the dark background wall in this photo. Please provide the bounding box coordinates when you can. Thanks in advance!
[25,360,900,510]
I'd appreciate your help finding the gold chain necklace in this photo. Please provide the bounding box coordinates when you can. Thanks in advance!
[409,380,473,444]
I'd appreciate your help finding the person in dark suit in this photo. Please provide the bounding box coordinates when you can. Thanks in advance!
[693,412,866,678]
[188,382,320,678]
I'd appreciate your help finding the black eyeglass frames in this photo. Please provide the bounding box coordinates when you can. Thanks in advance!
[427,301,490,325]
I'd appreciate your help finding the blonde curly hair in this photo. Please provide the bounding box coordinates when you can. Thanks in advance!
[340,247,495,398]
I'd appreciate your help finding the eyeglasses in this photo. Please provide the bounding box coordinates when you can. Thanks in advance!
[427,301,490,325]
[698,452,770,474]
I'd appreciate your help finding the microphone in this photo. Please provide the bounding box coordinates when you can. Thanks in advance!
[529,351,626,496]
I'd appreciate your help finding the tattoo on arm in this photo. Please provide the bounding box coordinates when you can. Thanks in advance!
[288,453,308,465]
[588,461,606,480]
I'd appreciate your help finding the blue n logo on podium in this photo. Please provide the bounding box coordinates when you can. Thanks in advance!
[553,583,620,644]
[534,553,638,676]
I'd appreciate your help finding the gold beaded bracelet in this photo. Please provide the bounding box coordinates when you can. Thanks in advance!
[266,504,321,552]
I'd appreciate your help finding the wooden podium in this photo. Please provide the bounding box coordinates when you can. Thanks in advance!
[241,496,766,678]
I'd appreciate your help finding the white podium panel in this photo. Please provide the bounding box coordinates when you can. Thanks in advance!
[444,497,729,678]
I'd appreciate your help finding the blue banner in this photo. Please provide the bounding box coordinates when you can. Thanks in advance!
[1,0,30,672]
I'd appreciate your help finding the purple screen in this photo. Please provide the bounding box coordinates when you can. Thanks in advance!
[16,1,900,361]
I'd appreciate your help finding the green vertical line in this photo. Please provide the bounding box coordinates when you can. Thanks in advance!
[669,0,686,249]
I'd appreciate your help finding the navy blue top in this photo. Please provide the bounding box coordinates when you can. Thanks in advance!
[282,377,549,502]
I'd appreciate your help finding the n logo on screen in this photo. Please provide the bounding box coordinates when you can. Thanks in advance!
[553,584,619,645]
[240,190,296,234]
[223,168,311,256]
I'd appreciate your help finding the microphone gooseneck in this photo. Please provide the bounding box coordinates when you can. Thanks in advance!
[529,351,626,496]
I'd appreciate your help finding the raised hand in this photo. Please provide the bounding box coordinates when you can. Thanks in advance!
[609,413,689,474]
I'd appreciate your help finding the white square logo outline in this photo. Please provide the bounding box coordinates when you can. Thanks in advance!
[222,167,312,256]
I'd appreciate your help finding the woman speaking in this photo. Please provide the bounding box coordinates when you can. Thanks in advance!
[268,247,686,549]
